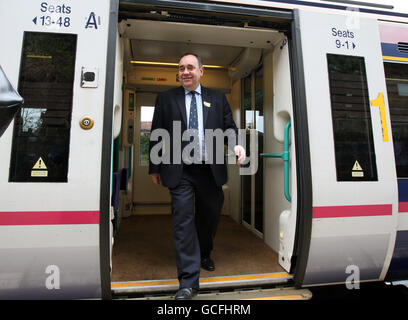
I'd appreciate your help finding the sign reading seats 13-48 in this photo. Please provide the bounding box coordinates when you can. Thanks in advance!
[31,1,102,30]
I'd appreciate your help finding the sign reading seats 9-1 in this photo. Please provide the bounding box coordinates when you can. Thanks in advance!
[329,9,361,51]
[31,2,102,29]
[331,27,356,50]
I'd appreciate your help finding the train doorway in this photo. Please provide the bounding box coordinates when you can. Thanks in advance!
[110,5,301,296]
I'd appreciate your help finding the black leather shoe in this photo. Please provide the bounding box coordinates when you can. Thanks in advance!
[174,288,197,300]
[201,257,215,271]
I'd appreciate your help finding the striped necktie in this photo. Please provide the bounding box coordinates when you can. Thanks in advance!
[188,91,198,130]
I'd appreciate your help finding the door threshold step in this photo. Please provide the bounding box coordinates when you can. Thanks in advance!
[111,272,292,295]
[120,286,311,300]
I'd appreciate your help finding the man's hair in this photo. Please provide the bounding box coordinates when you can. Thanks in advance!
[179,53,203,67]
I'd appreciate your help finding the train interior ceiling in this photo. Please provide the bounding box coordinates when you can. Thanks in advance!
[111,18,292,284]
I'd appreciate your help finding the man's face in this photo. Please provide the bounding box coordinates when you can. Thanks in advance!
[178,55,203,91]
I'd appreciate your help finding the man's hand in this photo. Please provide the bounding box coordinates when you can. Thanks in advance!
[151,173,161,185]
[234,145,246,166]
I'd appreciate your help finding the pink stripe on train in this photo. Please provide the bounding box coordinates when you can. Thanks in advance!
[399,202,408,213]
[313,204,392,219]
[0,211,100,225]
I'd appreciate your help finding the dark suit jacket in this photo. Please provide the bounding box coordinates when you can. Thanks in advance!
[148,86,240,188]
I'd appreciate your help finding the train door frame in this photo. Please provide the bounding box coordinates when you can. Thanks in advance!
[286,10,313,286]
[100,0,121,300]
[101,0,313,299]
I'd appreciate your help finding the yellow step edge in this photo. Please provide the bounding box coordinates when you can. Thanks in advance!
[112,279,178,288]
[243,294,305,300]
[111,272,290,288]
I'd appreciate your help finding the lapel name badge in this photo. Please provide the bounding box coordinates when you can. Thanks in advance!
[204,101,211,108]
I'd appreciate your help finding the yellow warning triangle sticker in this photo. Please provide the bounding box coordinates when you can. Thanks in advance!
[33,157,47,169]
[352,161,363,171]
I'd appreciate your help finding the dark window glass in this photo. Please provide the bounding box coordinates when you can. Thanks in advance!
[384,62,408,178]
[327,54,377,181]
[9,32,77,182]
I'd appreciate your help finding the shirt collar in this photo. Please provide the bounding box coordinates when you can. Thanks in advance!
[184,84,201,95]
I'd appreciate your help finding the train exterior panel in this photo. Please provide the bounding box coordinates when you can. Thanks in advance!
[0,0,112,298]
[296,8,398,285]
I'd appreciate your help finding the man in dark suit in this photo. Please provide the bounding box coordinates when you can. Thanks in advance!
[149,53,245,300]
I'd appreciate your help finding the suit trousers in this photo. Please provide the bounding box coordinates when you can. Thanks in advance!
[169,164,224,290]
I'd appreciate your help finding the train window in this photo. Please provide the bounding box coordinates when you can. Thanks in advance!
[384,62,408,178]
[9,32,77,182]
[327,54,378,181]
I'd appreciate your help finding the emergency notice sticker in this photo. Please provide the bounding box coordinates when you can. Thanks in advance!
[31,157,48,177]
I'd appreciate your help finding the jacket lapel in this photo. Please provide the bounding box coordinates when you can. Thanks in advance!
[175,86,187,127]
[201,86,211,128]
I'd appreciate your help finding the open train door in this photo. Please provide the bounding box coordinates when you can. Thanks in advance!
[295,9,398,286]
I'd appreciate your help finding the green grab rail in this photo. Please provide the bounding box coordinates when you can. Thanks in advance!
[260,121,291,202]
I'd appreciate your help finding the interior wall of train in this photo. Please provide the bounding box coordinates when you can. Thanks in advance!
[110,17,298,287]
